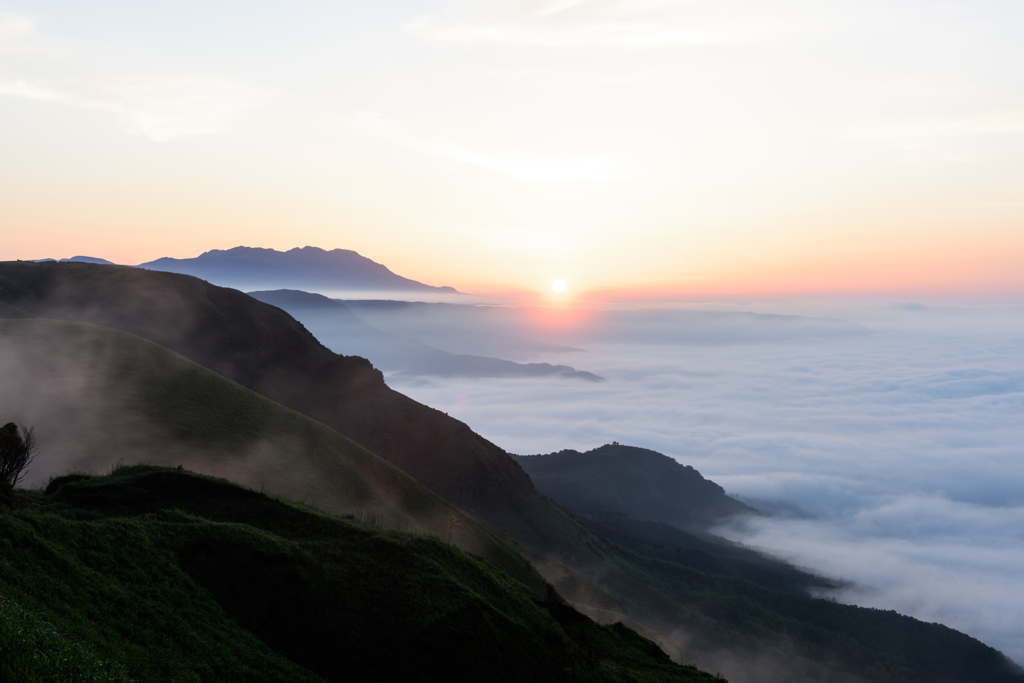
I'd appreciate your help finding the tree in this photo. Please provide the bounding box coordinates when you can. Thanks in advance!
[0,423,36,495]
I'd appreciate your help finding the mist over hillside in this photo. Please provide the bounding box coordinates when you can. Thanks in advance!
[249,289,603,380]
[340,299,872,359]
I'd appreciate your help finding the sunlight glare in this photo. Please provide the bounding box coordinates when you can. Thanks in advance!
[551,279,567,293]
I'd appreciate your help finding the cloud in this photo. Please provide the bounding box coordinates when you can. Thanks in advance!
[0,76,271,141]
[0,10,268,142]
[406,0,819,48]
[0,10,33,49]
[850,110,1024,142]
[720,497,1024,666]
[408,18,812,48]
[449,149,619,181]
[376,301,1024,663]
[346,111,621,181]
[473,228,576,250]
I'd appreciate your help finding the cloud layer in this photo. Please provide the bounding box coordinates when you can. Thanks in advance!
[385,302,1024,663]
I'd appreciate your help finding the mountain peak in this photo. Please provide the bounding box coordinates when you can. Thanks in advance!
[140,246,458,293]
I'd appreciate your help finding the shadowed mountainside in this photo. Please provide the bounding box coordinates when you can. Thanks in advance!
[0,464,710,683]
[516,444,756,530]
[0,261,528,521]
[0,317,544,593]
[139,246,459,293]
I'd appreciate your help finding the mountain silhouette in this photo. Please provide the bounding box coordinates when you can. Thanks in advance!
[250,289,602,380]
[139,246,459,293]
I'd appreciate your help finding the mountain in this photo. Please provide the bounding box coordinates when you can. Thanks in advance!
[32,256,115,264]
[0,262,549,526]
[2,261,1022,683]
[249,289,602,380]
[138,246,458,293]
[516,444,756,530]
[0,464,709,683]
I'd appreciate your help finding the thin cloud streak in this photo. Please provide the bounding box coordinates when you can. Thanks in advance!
[851,110,1024,142]
[473,228,576,251]
[0,77,271,142]
[346,111,622,181]
[0,10,33,48]
[407,18,815,48]
[408,0,821,48]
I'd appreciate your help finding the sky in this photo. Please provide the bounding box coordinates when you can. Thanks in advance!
[2,0,1024,298]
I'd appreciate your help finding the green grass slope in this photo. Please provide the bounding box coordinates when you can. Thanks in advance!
[0,465,714,683]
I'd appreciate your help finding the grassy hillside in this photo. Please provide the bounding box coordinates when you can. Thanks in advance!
[0,465,710,683]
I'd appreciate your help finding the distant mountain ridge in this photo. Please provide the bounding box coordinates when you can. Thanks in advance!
[249,289,603,381]
[32,256,114,265]
[139,246,458,293]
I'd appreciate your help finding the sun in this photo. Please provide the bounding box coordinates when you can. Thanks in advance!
[551,279,567,293]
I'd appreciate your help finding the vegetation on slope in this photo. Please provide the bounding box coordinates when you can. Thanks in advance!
[0,465,715,683]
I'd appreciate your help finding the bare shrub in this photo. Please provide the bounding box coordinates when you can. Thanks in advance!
[0,423,37,494]
[444,511,465,544]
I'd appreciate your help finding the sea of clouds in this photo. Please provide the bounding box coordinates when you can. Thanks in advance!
[386,300,1024,664]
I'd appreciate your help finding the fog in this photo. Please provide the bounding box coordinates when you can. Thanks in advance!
[379,300,1024,664]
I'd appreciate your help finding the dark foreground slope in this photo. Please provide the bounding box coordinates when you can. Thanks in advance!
[0,465,708,683]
